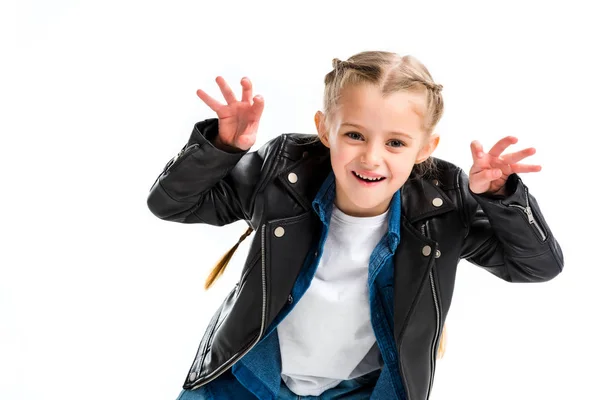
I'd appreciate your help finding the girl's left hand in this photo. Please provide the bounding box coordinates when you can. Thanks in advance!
[469,136,542,195]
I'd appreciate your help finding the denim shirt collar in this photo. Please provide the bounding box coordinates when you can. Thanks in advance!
[311,171,401,252]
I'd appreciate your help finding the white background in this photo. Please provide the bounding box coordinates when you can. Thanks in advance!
[3,1,599,399]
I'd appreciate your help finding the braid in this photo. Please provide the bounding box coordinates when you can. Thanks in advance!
[204,226,254,290]
[331,58,380,75]
[419,80,444,94]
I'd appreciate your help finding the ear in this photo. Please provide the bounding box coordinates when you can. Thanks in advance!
[415,133,440,164]
[314,111,330,148]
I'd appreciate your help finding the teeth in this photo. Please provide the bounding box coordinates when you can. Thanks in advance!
[354,172,384,181]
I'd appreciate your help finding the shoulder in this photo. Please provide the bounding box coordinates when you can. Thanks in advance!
[245,131,330,188]
[400,157,473,225]
[411,156,467,191]
[253,132,329,168]
[269,132,327,159]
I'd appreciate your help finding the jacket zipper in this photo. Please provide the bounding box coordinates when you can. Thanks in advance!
[190,224,268,390]
[507,186,547,241]
[422,222,441,400]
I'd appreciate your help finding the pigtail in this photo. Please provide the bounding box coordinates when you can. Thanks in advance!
[436,324,447,359]
[204,226,254,290]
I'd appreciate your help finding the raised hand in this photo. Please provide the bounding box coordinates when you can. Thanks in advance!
[196,76,265,152]
[469,136,542,195]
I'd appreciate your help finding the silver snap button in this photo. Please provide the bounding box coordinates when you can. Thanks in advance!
[189,372,197,381]
[435,250,441,258]
[314,250,319,257]
[422,245,432,256]
[274,227,285,237]
[287,172,298,184]
[432,198,443,207]
[432,179,439,186]
[302,151,309,158]
[288,295,293,304]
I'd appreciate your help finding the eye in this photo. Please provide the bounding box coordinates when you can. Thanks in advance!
[387,139,405,148]
[345,131,364,141]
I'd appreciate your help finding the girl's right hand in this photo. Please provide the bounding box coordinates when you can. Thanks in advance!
[196,76,265,152]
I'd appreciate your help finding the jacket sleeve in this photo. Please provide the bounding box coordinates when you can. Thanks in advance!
[458,169,564,282]
[146,118,280,226]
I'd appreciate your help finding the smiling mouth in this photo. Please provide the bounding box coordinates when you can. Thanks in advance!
[352,171,386,183]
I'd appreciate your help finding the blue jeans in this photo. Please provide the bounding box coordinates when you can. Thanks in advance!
[176,368,380,400]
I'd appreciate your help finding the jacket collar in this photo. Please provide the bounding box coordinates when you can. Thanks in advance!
[400,175,456,224]
[278,154,455,227]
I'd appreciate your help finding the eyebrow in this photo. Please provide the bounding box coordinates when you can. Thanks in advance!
[340,122,414,140]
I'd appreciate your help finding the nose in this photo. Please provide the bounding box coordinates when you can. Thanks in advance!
[361,143,382,167]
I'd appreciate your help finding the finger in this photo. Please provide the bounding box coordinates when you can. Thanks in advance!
[469,168,498,193]
[488,136,518,157]
[216,76,237,104]
[241,77,253,103]
[472,168,503,182]
[196,89,223,112]
[251,95,265,119]
[469,168,504,193]
[510,163,542,173]
[470,140,485,163]
[498,147,536,165]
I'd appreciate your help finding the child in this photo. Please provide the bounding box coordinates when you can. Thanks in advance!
[147,51,563,400]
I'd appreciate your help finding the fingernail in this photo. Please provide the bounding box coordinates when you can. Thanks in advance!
[495,169,502,177]
[478,152,483,158]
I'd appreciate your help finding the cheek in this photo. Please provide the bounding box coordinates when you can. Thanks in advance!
[330,143,355,167]
[330,153,350,175]
[388,155,417,178]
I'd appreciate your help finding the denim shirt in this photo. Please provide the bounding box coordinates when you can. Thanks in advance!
[204,172,406,399]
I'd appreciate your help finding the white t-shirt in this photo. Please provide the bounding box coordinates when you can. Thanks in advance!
[277,203,389,396]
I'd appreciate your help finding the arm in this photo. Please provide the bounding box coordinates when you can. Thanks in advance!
[146,117,280,226]
[459,170,564,282]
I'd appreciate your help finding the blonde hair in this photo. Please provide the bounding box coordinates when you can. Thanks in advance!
[204,51,448,360]
[321,51,445,177]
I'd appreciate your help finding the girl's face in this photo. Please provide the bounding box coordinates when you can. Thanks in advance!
[315,84,439,217]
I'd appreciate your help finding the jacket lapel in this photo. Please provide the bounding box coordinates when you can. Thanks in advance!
[401,177,456,224]
[393,178,455,342]
[393,217,438,343]
[276,152,332,212]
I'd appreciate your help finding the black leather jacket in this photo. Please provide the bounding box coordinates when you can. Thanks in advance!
[147,118,564,400]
